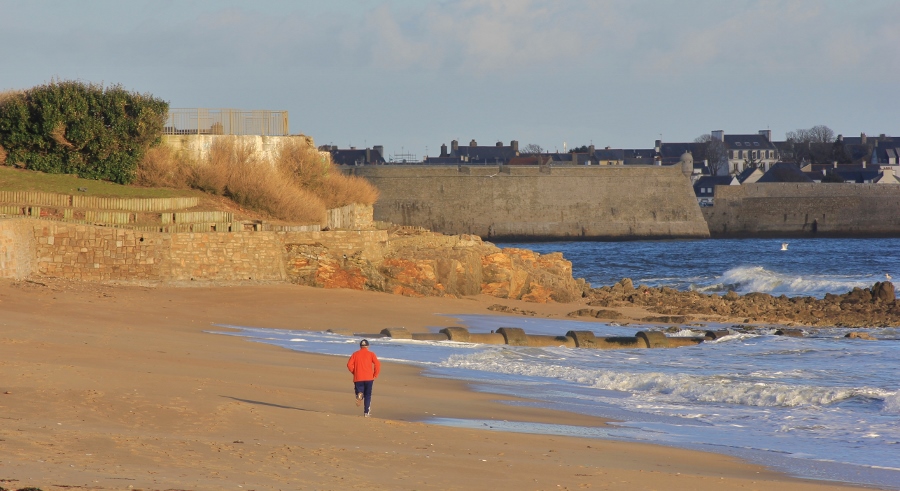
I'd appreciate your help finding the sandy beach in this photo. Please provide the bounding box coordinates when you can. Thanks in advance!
[0,279,868,490]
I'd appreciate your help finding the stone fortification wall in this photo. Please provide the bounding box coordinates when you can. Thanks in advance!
[704,183,900,237]
[345,165,710,240]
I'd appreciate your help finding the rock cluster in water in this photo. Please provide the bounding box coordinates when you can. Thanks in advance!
[578,278,899,327]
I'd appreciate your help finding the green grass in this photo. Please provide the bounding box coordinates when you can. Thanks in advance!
[0,165,205,199]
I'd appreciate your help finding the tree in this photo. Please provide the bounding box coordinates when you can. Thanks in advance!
[784,125,836,164]
[568,145,590,154]
[520,143,544,155]
[693,134,728,176]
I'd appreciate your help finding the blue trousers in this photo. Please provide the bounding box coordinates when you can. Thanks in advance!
[354,380,374,414]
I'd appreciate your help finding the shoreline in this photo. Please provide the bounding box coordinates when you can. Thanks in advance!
[0,279,873,490]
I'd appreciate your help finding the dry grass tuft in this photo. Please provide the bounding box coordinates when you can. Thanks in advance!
[193,138,325,223]
[275,139,379,208]
[0,89,24,107]
[135,145,190,189]
[135,136,375,223]
[50,122,75,149]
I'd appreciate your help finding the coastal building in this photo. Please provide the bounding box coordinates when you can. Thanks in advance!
[735,167,764,184]
[757,162,814,183]
[426,139,520,165]
[320,145,386,166]
[712,130,779,175]
[593,147,655,166]
[693,175,738,206]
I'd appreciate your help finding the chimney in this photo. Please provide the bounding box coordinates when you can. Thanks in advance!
[365,148,371,163]
[451,140,458,153]
[861,133,867,145]
[510,140,518,152]
[759,129,772,141]
[496,141,502,147]
[589,144,595,155]
[837,134,843,142]
[711,130,724,142]
[469,139,477,147]
[654,139,661,152]
[440,143,447,157]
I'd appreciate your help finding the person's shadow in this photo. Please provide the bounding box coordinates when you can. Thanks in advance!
[220,395,313,412]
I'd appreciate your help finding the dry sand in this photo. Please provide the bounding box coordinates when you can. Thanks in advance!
[0,279,867,490]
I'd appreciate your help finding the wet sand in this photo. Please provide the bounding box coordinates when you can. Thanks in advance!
[0,279,867,490]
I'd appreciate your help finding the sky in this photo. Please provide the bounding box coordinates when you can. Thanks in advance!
[1,0,898,160]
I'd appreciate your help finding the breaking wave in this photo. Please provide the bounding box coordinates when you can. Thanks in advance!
[442,350,890,408]
[695,266,874,298]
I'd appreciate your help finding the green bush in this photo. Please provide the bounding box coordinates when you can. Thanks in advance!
[0,80,168,184]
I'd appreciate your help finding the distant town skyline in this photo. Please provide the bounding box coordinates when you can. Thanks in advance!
[2,0,898,160]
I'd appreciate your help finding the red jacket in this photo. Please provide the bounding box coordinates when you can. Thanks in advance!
[347,347,381,382]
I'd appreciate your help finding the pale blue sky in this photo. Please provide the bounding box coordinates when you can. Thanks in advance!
[2,0,897,159]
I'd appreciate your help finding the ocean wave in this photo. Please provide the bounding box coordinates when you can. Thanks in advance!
[692,266,875,298]
[884,392,900,414]
[442,350,891,409]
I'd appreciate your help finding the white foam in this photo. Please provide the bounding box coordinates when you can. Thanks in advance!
[715,265,873,298]
[883,392,900,414]
[442,350,890,408]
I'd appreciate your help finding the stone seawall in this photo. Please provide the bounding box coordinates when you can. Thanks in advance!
[345,165,710,240]
[0,218,582,302]
[704,183,900,237]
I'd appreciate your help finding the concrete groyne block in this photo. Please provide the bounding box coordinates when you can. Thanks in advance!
[440,326,470,342]
[497,327,528,346]
[665,336,705,347]
[636,331,669,348]
[567,330,599,348]
[594,336,642,349]
[521,334,577,348]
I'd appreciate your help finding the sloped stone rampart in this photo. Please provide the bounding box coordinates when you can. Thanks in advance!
[704,183,900,237]
[345,164,710,240]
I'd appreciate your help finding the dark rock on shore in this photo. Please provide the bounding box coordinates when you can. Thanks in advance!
[578,278,900,327]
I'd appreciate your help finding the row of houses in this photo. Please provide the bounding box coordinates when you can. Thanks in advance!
[324,131,899,170]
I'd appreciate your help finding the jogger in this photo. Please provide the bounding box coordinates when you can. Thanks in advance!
[347,339,380,417]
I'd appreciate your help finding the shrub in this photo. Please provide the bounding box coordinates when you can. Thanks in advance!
[0,80,168,184]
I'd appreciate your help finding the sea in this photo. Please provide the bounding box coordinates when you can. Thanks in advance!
[211,237,900,489]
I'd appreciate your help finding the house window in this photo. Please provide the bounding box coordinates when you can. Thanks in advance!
[754,142,759,146]
[735,142,742,146]
[730,151,735,158]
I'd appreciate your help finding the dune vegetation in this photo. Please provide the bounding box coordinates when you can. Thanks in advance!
[135,137,379,224]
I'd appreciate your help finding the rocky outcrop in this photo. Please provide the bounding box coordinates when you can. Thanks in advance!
[285,229,586,303]
[576,278,900,327]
